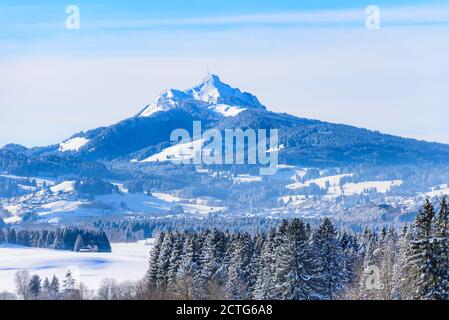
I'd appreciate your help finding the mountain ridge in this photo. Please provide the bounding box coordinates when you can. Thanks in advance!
[2,74,449,171]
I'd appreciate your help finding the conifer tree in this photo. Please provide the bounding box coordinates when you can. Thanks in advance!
[226,233,254,299]
[156,232,175,290]
[175,233,201,299]
[63,270,76,292]
[433,197,449,299]
[198,229,226,298]
[339,232,359,294]
[248,234,265,298]
[167,233,184,283]
[312,218,345,300]
[377,228,398,300]
[50,275,60,299]
[358,232,381,299]
[406,200,438,300]
[146,232,165,289]
[74,234,84,252]
[43,277,51,297]
[29,275,42,299]
[254,228,277,300]
[392,225,411,299]
[273,219,315,300]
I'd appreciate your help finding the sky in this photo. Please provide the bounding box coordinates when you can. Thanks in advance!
[0,0,448,147]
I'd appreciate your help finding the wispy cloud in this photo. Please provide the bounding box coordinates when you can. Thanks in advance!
[1,4,449,33]
[87,5,449,28]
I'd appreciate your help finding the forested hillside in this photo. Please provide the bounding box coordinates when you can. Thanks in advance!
[141,198,449,300]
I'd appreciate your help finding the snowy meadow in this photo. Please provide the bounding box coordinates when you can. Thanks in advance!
[0,240,153,293]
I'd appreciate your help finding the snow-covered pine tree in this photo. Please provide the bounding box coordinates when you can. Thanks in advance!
[253,228,277,300]
[214,232,232,291]
[312,218,345,300]
[146,232,165,290]
[433,197,449,299]
[226,233,254,299]
[0,229,5,244]
[248,234,265,299]
[156,232,175,290]
[392,225,411,299]
[63,270,76,293]
[339,231,359,297]
[7,228,16,244]
[378,228,399,299]
[406,200,438,300]
[50,275,60,299]
[167,232,185,283]
[273,219,315,300]
[74,234,84,252]
[52,230,63,250]
[198,229,227,299]
[175,233,201,299]
[28,274,42,299]
[43,277,51,298]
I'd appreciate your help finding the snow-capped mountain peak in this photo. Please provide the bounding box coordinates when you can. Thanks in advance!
[187,74,265,109]
[139,89,191,117]
[158,89,190,104]
[138,74,265,118]
[188,74,225,104]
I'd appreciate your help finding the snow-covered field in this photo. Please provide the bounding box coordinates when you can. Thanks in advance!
[233,174,262,183]
[426,184,449,198]
[152,192,226,214]
[286,174,353,190]
[286,173,403,196]
[0,174,56,187]
[340,180,403,195]
[0,241,153,293]
[59,137,89,152]
[140,139,205,163]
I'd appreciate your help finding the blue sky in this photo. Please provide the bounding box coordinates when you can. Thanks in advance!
[1,1,449,146]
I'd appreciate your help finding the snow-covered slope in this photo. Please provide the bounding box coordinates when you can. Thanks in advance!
[341,180,403,196]
[50,181,76,193]
[139,139,205,163]
[287,174,353,190]
[212,104,247,117]
[59,137,89,152]
[138,74,265,118]
[426,184,449,198]
[286,172,403,196]
[0,174,55,187]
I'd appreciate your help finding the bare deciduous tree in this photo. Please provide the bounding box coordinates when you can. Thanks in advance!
[14,270,31,300]
[0,291,17,300]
